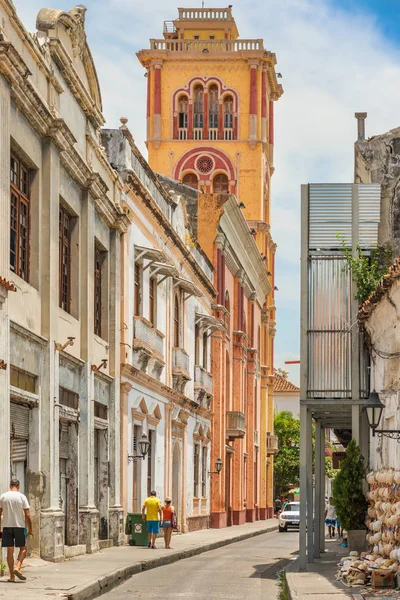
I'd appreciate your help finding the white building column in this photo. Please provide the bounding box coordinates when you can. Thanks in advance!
[40,138,64,561]
[79,191,98,553]
[108,229,124,545]
[0,76,10,496]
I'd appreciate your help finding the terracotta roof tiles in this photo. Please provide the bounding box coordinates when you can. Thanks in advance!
[273,373,300,393]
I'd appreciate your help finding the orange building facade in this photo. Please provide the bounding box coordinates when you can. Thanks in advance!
[138,7,282,525]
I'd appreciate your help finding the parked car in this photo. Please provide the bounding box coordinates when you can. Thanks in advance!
[278,501,300,532]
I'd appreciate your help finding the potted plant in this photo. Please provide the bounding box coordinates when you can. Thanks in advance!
[332,439,368,553]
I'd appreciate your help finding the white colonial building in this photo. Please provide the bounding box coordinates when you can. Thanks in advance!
[103,125,218,532]
[0,3,129,559]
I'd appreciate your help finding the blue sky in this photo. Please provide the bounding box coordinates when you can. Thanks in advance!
[13,0,400,385]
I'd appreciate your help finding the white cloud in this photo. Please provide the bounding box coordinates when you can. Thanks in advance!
[11,0,400,365]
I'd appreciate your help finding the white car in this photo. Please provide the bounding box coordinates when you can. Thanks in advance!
[278,501,300,532]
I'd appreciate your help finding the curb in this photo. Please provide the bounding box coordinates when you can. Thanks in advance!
[283,570,294,600]
[66,524,278,600]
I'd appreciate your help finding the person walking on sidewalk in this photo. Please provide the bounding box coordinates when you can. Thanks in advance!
[161,497,176,549]
[142,490,162,549]
[324,496,337,539]
[0,478,33,582]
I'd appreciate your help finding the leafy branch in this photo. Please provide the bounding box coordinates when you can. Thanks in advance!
[337,234,392,303]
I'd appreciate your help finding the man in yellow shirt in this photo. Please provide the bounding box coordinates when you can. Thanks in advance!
[142,490,162,549]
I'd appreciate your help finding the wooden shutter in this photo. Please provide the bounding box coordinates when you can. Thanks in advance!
[10,402,29,462]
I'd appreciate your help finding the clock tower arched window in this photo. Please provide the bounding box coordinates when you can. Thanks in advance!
[213,174,229,193]
[193,85,204,137]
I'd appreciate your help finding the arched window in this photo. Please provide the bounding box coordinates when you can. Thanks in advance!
[174,294,180,348]
[182,173,199,190]
[213,174,229,194]
[193,85,204,129]
[209,85,218,129]
[223,95,234,129]
[178,95,188,129]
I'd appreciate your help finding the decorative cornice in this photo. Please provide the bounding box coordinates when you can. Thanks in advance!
[121,363,212,420]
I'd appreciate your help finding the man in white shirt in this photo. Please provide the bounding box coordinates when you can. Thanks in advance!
[0,478,33,582]
[324,496,337,539]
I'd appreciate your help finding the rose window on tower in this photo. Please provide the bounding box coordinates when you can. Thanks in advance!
[196,156,213,175]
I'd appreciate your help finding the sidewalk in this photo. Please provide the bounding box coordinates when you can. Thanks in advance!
[0,519,277,600]
[285,538,354,600]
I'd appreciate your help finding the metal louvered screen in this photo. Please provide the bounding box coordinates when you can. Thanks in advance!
[11,438,27,462]
[10,402,29,439]
[59,421,70,459]
[308,183,380,250]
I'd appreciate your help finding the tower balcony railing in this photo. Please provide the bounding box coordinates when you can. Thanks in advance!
[193,128,203,140]
[208,128,218,141]
[178,128,188,140]
[178,8,233,21]
[149,39,264,53]
[224,128,234,140]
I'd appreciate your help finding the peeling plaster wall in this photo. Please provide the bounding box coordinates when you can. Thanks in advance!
[355,127,400,254]
[364,284,400,471]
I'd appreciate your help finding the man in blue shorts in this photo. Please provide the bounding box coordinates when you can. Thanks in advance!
[142,490,162,549]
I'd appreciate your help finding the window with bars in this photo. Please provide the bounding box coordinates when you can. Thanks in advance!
[10,155,30,281]
[134,263,142,316]
[59,205,71,312]
[178,96,188,129]
[194,443,200,497]
[223,96,234,129]
[201,446,208,497]
[174,294,180,348]
[59,387,79,410]
[202,331,208,371]
[194,85,204,129]
[149,277,156,326]
[209,85,218,129]
[147,430,153,497]
[94,247,103,337]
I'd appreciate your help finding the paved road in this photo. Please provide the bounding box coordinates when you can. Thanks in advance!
[100,530,299,600]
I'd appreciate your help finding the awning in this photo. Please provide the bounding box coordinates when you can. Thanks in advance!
[174,277,203,300]
[195,312,226,332]
[151,262,180,283]
[135,245,168,270]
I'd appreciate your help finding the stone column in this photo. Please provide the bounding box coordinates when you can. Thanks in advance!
[79,191,98,553]
[120,382,132,515]
[261,68,267,143]
[245,347,256,522]
[0,76,10,500]
[108,229,124,546]
[210,307,226,528]
[248,60,259,148]
[152,61,162,148]
[40,138,64,562]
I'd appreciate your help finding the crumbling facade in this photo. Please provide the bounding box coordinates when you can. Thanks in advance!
[102,125,216,532]
[0,2,128,559]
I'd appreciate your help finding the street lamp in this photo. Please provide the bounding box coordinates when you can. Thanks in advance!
[128,433,151,462]
[209,458,223,475]
[364,391,400,441]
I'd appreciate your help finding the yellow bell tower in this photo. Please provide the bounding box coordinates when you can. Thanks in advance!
[137,6,283,519]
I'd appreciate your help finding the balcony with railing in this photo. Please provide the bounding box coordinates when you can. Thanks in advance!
[266,433,279,455]
[178,8,233,21]
[194,365,213,406]
[149,38,264,54]
[226,411,246,440]
[224,128,234,140]
[172,347,191,394]
[208,128,218,141]
[133,317,165,379]
[193,128,203,140]
[178,128,188,140]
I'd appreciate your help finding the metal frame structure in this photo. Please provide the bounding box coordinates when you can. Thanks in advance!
[299,183,380,569]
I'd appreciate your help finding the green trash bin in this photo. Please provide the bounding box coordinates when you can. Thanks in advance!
[125,513,148,546]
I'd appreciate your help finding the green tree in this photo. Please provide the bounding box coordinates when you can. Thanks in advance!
[332,439,367,531]
[274,411,300,497]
